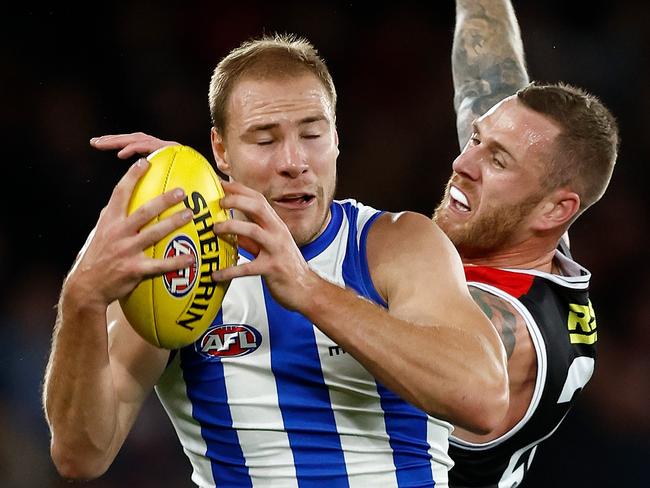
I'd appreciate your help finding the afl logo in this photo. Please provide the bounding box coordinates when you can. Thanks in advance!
[196,324,262,359]
[163,235,198,298]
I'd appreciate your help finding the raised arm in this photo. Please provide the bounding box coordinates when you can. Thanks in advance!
[43,160,192,480]
[453,0,530,148]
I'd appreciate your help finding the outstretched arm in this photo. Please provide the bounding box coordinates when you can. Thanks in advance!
[453,0,530,148]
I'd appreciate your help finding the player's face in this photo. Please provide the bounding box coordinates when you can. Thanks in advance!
[434,97,561,258]
[213,73,339,247]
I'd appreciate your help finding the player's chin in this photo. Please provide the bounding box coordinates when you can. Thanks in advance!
[287,214,329,247]
[438,205,473,232]
[287,223,320,247]
[435,214,469,245]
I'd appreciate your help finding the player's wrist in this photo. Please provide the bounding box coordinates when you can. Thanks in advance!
[61,275,111,321]
[279,266,328,312]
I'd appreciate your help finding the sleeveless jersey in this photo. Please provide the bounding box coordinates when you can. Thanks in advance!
[448,249,597,488]
[155,199,453,488]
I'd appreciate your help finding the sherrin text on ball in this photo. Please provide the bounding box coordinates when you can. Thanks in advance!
[120,145,237,349]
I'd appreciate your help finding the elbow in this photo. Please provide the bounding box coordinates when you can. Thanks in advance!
[458,363,510,435]
[454,323,511,434]
[444,383,509,436]
[463,380,509,435]
[435,361,509,436]
[51,439,110,481]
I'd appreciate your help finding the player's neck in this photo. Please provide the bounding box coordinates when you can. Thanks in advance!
[461,240,557,273]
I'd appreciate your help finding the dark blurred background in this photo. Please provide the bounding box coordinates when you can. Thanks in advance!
[2,1,648,486]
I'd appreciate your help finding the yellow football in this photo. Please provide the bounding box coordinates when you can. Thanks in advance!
[119,145,237,349]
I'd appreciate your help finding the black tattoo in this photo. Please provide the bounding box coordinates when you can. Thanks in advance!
[452,0,530,148]
[470,287,517,358]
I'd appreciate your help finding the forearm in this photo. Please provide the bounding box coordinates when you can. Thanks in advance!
[453,0,530,147]
[299,274,507,432]
[44,284,120,479]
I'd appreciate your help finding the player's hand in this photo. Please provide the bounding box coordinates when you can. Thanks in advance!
[211,180,316,310]
[90,132,179,159]
[66,159,195,308]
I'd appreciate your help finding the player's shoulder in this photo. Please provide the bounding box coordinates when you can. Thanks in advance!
[367,211,462,272]
[371,211,455,251]
[365,211,467,305]
[371,210,448,240]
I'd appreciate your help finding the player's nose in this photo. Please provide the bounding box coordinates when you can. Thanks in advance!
[277,140,309,178]
[452,148,481,181]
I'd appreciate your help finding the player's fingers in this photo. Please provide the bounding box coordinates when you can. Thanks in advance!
[140,253,196,279]
[105,158,152,217]
[90,133,178,158]
[116,140,178,159]
[134,208,194,249]
[214,219,270,250]
[90,132,154,148]
[90,133,143,151]
[219,191,281,230]
[212,260,260,282]
[125,187,187,233]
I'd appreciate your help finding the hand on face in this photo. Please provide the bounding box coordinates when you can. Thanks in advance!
[68,159,195,307]
[90,132,179,159]
[212,180,314,310]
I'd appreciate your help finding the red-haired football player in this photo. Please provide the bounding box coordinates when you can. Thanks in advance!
[433,1,618,486]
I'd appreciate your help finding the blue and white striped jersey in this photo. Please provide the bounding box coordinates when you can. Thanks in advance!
[155,199,453,488]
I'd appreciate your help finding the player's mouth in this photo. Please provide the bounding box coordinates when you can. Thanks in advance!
[449,186,472,214]
[273,193,316,210]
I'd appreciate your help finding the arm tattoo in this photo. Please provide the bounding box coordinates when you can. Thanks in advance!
[452,0,530,148]
[470,287,517,359]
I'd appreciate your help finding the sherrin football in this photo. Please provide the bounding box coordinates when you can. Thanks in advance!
[119,145,238,349]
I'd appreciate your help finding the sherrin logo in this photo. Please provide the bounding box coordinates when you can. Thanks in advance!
[163,235,198,298]
[196,324,262,359]
[175,191,225,331]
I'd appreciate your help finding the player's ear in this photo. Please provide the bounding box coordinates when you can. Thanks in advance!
[532,189,580,231]
[333,128,340,159]
[211,127,231,176]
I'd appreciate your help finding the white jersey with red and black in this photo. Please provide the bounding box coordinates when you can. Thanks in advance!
[448,249,597,488]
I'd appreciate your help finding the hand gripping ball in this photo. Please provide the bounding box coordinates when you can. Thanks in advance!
[119,145,237,349]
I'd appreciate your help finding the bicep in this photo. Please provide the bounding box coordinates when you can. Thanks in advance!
[369,213,487,331]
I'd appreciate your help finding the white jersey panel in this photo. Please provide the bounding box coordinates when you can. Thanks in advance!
[220,271,299,487]
[156,355,216,488]
[308,211,400,488]
[156,200,453,487]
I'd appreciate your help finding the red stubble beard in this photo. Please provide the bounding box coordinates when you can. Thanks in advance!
[433,179,543,260]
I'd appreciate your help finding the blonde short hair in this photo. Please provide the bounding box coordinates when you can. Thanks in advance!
[208,33,337,134]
